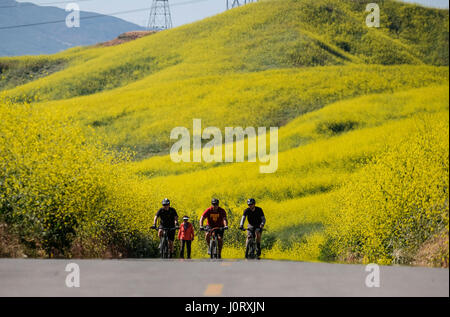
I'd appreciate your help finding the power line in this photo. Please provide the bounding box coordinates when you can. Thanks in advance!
[0,8,152,30]
[0,0,208,9]
[0,0,96,9]
[0,0,209,30]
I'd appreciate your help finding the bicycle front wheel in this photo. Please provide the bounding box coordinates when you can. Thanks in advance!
[161,239,169,258]
[210,239,216,259]
[246,239,255,259]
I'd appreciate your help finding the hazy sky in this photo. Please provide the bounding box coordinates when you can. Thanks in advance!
[14,0,450,28]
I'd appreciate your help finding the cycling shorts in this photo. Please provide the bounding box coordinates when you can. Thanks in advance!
[206,227,224,238]
[159,227,176,241]
[247,226,262,238]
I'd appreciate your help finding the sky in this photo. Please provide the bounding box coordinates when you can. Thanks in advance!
[14,0,450,28]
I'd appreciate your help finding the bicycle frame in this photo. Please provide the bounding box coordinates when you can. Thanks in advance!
[242,227,261,259]
[202,226,225,259]
[153,227,177,259]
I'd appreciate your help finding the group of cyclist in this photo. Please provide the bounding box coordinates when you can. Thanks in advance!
[150,198,266,259]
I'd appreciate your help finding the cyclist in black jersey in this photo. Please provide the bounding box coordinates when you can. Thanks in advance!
[151,198,179,258]
[239,198,266,259]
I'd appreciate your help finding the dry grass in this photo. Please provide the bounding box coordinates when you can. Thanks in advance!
[0,223,25,257]
[413,230,449,268]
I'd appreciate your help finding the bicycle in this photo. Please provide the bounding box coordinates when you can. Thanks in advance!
[152,226,178,258]
[201,226,227,259]
[240,227,262,259]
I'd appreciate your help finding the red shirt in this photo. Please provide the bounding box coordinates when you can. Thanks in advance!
[202,206,227,228]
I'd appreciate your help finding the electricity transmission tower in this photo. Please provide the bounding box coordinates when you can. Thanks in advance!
[226,0,257,10]
[147,0,172,31]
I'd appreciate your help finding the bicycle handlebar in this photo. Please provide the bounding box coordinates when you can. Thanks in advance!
[152,226,179,230]
[200,226,228,232]
[240,227,264,231]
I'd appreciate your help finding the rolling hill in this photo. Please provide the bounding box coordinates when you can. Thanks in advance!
[0,0,448,265]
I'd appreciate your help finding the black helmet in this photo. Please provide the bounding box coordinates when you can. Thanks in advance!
[162,198,170,206]
[247,198,256,205]
[211,198,219,205]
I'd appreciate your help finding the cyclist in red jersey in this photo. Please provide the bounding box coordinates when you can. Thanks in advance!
[199,198,228,258]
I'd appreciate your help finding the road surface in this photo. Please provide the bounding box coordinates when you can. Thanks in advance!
[0,259,448,297]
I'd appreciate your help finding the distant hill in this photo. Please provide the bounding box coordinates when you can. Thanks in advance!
[0,0,145,56]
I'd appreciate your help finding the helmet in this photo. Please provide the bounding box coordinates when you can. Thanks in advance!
[162,198,170,206]
[247,198,256,205]
[211,198,219,205]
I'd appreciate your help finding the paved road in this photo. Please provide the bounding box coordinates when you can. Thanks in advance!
[0,259,448,297]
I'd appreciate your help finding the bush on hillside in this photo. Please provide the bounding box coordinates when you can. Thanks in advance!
[323,114,449,265]
[0,98,158,258]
